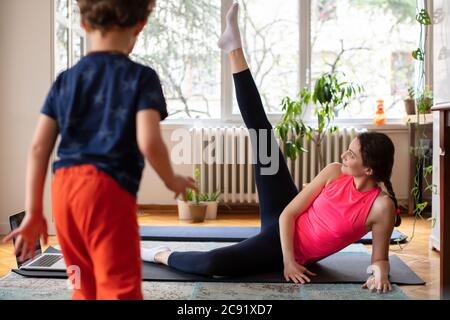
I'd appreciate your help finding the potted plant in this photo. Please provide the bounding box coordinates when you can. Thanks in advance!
[404,86,416,115]
[275,72,363,171]
[177,189,193,220]
[189,188,208,223]
[199,191,222,220]
[416,86,433,114]
[177,168,207,223]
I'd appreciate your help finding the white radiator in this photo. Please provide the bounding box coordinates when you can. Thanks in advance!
[191,127,366,204]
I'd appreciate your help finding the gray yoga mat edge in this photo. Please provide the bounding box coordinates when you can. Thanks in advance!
[11,246,425,286]
[139,226,408,244]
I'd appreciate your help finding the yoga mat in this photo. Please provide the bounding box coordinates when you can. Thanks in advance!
[12,246,424,285]
[139,226,260,242]
[359,230,408,244]
[139,226,408,244]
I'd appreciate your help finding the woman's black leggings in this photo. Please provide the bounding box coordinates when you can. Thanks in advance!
[167,69,299,277]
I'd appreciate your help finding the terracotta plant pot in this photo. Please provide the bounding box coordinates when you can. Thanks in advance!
[188,203,208,223]
[404,99,416,115]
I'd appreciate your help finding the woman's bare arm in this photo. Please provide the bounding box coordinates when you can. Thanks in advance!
[279,162,343,264]
[370,195,396,263]
[363,195,396,293]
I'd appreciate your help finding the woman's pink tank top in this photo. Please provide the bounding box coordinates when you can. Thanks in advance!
[293,174,381,265]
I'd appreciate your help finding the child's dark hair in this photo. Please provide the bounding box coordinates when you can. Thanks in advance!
[357,131,401,227]
[77,0,156,32]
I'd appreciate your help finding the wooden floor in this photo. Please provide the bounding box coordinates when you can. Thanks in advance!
[0,212,440,300]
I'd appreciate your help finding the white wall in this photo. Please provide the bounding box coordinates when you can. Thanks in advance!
[0,0,53,234]
[137,126,193,204]
[0,0,411,236]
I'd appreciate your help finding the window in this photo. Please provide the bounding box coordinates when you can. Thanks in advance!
[231,0,300,116]
[56,0,419,122]
[311,0,417,119]
[54,0,86,78]
[133,0,299,120]
[133,1,222,120]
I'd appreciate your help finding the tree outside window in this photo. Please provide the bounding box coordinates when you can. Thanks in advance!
[55,0,419,121]
[311,0,417,119]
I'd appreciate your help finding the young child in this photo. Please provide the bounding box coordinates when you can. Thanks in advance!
[2,0,195,300]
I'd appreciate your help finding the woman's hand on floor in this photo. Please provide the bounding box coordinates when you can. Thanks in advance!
[362,269,392,294]
[2,212,48,263]
[283,260,317,284]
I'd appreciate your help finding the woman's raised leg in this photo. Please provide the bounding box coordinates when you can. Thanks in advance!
[219,3,299,230]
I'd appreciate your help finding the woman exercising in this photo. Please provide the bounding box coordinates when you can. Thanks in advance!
[143,3,401,294]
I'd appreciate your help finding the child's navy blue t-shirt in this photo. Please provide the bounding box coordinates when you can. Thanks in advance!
[41,51,168,197]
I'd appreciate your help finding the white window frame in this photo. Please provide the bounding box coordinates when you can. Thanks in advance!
[163,0,425,128]
[220,0,312,125]
[51,0,427,129]
[52,0,87,80]
[51,1,87,162]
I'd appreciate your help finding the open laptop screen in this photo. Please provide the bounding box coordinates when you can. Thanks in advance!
[9,211,42,268]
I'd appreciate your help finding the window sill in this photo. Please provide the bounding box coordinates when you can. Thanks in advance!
[160,118,410,131]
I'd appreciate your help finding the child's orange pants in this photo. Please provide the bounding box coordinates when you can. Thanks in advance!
[51,164,143,300]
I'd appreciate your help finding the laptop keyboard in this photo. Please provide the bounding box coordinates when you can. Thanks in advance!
[28,255,63,267]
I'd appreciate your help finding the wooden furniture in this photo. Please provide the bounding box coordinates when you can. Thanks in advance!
[431,103,450,300]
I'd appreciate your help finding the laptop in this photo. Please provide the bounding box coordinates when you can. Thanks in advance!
[9,211,66,271]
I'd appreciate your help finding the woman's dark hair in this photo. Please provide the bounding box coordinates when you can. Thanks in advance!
[77,0,156,32]
[357,131,401,227]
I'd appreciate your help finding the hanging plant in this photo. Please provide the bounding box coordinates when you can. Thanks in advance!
[403,1,436,249]
[412,48,424,61]
[416,8,432,25]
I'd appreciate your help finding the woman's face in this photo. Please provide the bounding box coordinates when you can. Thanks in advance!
[340,138,372,177]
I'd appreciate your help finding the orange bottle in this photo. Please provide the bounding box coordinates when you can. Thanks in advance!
[374,99,386,125]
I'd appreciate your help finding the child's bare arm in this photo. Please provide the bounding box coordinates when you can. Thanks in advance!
[25,115,59,215]
[3,114,58,261]
[136,109,196,199]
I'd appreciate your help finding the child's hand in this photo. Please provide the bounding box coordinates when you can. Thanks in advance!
[2,213,48,263]
[283,260,317,284]
[166,175,197,201]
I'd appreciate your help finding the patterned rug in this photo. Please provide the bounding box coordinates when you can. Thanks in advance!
[0,242,409,300]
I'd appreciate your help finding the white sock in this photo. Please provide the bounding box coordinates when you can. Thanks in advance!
[218,2,242,53]
[141,246,170,263]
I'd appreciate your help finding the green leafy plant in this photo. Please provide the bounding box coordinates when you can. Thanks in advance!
[416,86,433,114]
[199,191,222,202]
[182,167,222,204]
[412,48,425,61]
[407,86,415,100]
[178,168,200,203]
[275,72,363,171]
[185,189,194,202]
[411,3,434,225]
[192,167,201,204]
[395,3,436,251]
[416,8,432,25]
